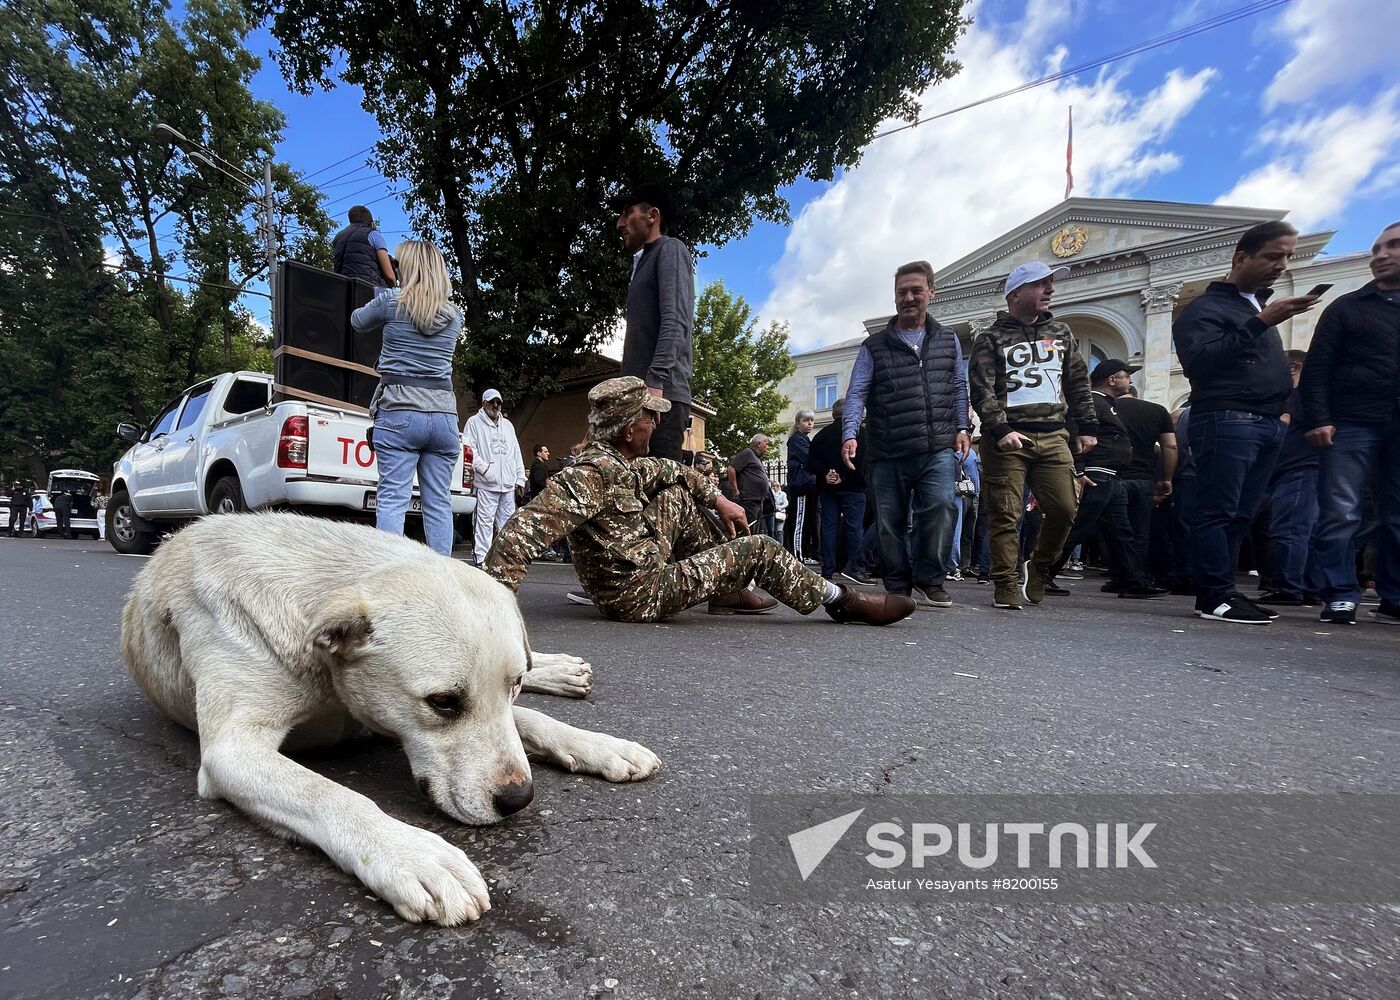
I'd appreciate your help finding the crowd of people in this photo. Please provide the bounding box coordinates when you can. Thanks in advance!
[341,185,1397,631]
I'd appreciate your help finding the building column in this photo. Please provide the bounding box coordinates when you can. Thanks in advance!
[1139,283,1183,405]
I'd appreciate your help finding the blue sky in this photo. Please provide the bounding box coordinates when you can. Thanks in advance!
[238,0,1399,345]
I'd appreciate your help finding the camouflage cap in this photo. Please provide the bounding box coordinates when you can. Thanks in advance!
[588,376,671,426]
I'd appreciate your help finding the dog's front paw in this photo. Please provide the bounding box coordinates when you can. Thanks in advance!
[354,820,491,925]
[555,731,661,783]
[523,652,593,699]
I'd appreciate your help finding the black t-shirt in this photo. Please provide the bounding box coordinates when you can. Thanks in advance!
[1272,388,1318,480]
[1114,395,1175,481]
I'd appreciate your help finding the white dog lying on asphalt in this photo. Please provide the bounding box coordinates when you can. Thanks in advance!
[121,512,660,925]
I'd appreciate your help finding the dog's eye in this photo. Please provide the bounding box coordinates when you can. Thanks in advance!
[425,693,463,718]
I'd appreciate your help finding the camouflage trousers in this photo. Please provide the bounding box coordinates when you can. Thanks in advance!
[600,485,827,623]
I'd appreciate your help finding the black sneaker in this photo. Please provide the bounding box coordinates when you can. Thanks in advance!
[1045,581,1071,597]
[1238,595,1280,619]
[976,573,990,584]
[1118,586,1165,600]
[914,585,953,609]
[1255,590,1305,606]
[1197,596,1272,624]
[1319,601,1358,625]
[837,569,878,587]
[1371,602,1400,625]
[566,590,595,607]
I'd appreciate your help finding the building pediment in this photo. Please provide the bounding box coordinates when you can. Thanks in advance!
[937,197,1287,288]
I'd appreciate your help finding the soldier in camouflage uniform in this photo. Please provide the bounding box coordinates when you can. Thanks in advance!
[485,377,915,626]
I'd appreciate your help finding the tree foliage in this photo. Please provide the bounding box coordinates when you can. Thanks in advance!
[0,0,330,482]
[259,0,966,406]
[691,280,794,457]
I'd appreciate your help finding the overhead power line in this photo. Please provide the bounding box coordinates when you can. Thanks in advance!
[101,262,272,299]
[870,0,1292,141]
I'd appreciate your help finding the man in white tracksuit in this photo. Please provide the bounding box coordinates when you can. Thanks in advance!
[463,388,526,565]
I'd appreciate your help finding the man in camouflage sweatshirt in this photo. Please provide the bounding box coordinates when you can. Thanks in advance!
[484,377,915,626]
[968,262,1098,610]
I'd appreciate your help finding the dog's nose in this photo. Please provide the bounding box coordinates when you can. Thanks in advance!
[492,779,534,817]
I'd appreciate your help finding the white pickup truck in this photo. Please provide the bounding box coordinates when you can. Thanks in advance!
[107,371,475,554]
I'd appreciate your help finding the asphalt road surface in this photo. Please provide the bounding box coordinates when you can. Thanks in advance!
[2,532,1398,999]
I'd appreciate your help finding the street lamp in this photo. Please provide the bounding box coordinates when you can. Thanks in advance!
[156,122,279,326]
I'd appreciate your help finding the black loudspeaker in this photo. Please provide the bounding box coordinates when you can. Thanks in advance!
[346,279,381,410]
[280,261,348,356]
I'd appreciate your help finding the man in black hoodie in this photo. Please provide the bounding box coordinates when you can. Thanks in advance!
[1299,221,1400,627]
[1172,220,1320,625]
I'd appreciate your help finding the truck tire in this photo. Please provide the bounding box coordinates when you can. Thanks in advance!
[107,489,156,555]
[209,476,246,515]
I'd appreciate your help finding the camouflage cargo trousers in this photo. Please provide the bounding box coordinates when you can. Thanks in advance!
[600,485,827,622]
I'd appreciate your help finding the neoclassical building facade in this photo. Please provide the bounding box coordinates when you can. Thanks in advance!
[777,197,1373,434]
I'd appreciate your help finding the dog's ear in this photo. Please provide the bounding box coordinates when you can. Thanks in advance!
[515,608,533,672]
[309,593,374,667]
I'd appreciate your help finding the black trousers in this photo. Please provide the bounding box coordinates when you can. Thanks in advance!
[650,399,693,463]
[1119,478,1155,583]
[8,504,25,535]
[1052,472,1150,588]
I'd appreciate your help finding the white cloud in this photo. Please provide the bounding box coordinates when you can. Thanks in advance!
[1264,0,1400,109]
[759,19,1213,350]
[1216,90,1400,230]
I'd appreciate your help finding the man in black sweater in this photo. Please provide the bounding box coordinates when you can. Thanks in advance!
[1172,220,1320,625]
[1299,221,1400,626]
[613,183,694,463]
[807,398,867,581]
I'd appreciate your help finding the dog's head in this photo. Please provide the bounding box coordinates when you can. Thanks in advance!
[307,561,534,825]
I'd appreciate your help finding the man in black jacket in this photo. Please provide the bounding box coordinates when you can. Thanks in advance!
[840,261,969,608]
[612,183,694,463]
[1049,361,1161,600]
[1299,221,1400,626]
[808,399,867,581]
[1172,220,1319,625]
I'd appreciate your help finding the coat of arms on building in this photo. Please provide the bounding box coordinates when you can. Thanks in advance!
[1050,225,1088,258]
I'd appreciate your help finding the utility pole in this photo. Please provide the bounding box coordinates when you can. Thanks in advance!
[155,123,280,333]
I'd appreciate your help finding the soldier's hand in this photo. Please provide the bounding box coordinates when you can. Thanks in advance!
[715,495,750,538]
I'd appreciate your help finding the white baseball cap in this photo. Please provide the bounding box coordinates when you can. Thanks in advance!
[1004,261,1069,299]
[482,388,502,403]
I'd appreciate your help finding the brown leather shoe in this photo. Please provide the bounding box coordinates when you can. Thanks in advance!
[708,589,779,615]
[823,587,916,625]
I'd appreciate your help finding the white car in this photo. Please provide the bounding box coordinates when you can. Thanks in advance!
[108,371,476,555]
[23,471,103,538]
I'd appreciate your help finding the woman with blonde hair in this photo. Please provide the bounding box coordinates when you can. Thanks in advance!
[350,239,463,555]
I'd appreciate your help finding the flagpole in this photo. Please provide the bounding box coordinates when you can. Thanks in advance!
[1065,105,1074,200]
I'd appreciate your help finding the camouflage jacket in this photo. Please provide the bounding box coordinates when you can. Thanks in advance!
[484,440,719,606]
[968,311,1098,443]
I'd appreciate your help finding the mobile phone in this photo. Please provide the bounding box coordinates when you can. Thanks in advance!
[1306,283,1333,297]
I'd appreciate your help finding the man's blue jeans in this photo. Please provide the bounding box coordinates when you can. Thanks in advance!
[867,450,958,592]
[1188,409,1285,607]
[373,408,460,556]
[819,491,866,577]
[1311,417,1400,605]
[1266,467,1321,599]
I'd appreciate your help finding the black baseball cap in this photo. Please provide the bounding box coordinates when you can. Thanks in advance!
[1090,359,1141,384]
[608,183,677,227]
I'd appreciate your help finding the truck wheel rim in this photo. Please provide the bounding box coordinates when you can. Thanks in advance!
[216,497,236,514]
[113,506,135,542]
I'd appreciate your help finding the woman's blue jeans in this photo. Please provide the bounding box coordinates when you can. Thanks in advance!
[373,409,460,556]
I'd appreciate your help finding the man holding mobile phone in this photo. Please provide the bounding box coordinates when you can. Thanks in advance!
[1171,220,1321,625]
[1298,221,1400,626]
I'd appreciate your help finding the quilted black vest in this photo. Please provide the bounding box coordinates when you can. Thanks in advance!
[332,223,386,286]
[863,319,961,461]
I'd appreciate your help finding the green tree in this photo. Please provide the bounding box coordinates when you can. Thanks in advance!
[0,0,331,482]
[691,280,794,456]
[258,0,966,414]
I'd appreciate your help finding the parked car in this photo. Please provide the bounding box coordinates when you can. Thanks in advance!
[24,470,103,538]
[108,371,476,555]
